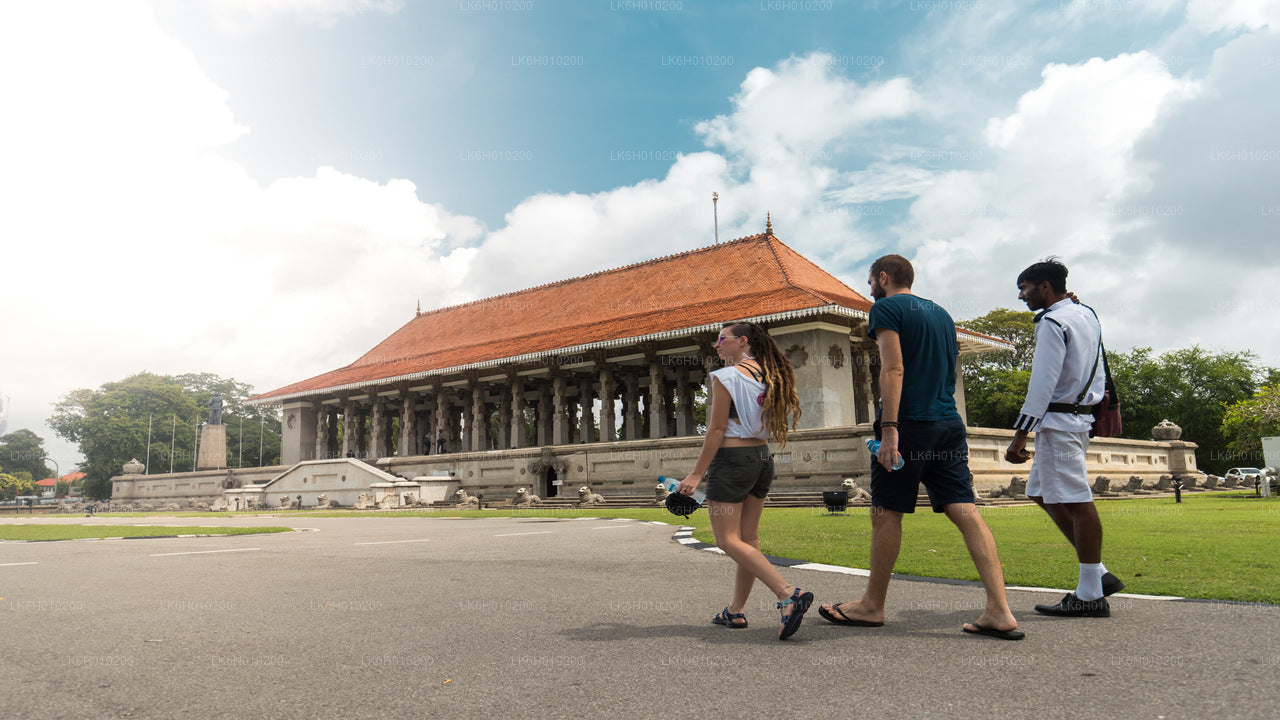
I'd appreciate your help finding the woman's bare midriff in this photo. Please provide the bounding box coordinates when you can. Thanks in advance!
[721,437,767,448]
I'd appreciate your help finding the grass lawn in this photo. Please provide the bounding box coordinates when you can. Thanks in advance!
[0,526,293,542]
[69,493,1280,603]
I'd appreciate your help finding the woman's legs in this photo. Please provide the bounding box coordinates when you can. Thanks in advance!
[709,497,793,604]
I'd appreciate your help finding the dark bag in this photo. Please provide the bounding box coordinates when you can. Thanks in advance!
[1090,347,1122,438]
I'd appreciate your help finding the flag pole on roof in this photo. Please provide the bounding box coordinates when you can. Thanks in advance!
[712,192,719,245]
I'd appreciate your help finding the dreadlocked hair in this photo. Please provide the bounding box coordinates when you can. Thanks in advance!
[723,322,802,447]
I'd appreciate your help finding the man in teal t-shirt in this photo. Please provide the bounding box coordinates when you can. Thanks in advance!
[818,254,1023,641]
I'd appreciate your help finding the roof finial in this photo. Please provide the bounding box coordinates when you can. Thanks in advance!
[416,300,421,317]
[765,212,773,236]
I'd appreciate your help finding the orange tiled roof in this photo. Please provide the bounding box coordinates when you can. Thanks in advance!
[252,233,873,402]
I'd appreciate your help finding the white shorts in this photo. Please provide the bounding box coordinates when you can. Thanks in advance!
[1026,428,1094,504]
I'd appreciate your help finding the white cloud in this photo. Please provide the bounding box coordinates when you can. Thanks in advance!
[1186,0,1280,34]
[203,0,403,31]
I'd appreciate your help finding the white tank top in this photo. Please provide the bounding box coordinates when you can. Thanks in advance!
[712,365,768,441]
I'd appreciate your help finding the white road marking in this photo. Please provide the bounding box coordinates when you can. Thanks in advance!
[590,525,631,530]
[494,531,553,537]
[355,538,432,545]
[150,548,260,557]
[0,562,38,567]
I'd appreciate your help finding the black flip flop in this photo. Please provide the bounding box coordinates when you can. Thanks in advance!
[962,622,1025,641]
[818,604,884,627]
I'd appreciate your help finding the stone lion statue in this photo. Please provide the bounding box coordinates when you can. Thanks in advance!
[840,478,872,502]
[454,488,480,508]
[279,494,293,509]
[355,493,376,510]
[577,486,605,505]
[654,482,671,505]
[514,488,542,507]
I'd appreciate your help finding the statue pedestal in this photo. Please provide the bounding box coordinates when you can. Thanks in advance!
[197,424,227,470]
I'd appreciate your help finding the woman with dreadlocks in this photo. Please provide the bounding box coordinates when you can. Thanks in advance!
[676,321,811,640]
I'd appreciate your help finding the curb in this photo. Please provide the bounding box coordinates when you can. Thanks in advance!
[667,525,1227,604]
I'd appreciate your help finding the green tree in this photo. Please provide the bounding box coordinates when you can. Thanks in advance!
[0,429,54,480]
[0,472,36,501]
[1111,346,1273,474]
[50,373,200,499]
[1221,383,1280,467]
[958,308,1036,429]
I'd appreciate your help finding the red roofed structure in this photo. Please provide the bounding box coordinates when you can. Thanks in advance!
[250,229,1010,478]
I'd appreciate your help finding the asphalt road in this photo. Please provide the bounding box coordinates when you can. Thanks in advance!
[1,514,1277,719]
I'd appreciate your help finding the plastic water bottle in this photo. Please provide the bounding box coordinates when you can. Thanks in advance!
[865,438,905,470]
[659,475,706,505]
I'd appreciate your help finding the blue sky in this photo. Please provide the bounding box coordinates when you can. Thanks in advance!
[3,0,1279,471]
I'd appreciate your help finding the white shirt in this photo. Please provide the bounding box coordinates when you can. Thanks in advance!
[711,366,768,441]
[1015,299,1105,433]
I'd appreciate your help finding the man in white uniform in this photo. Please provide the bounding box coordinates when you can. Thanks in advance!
[1005,259,1122,617]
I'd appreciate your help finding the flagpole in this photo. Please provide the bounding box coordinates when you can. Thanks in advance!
[169,414,177,474]
[145,412,153,475]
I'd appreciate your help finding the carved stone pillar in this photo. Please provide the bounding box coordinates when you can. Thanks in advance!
[370,399,388,459]
[314,408,328,460]
[552,374,569,445]
[859,350,876,424]
[356,409,369,458]
[622,373,641,441]
[578,377,595,443]
[509,376,525,449]
[399,392,417,457]
[498,384,512,449]
[598,367,616,443]
[537,384,552,446]
[341,401,355,457]
[567,396,579,445]
[433,390,449,454]
[675,368,694,437]
[470,382,486,452]
[648,360,666,439]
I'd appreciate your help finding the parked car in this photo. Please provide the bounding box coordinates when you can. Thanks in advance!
[1225,467,1262,482]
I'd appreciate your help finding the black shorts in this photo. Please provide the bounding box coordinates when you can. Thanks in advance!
[704,445,774,503]
[870,416,974,514]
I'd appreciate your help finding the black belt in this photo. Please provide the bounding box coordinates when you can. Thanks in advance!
[1046,402,1095,415]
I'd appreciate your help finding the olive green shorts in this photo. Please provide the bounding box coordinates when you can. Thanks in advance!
[704,445,774,503]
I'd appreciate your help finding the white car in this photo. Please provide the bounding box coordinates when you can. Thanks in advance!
[1225,467,1262,482]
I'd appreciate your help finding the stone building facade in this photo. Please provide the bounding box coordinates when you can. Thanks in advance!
[246,229,1011,498]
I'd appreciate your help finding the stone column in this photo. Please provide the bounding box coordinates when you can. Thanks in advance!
[341,401,355,457]
[675,368,693,437]
[622,373,641,441]
[399,393,417,456]
[358,409,370,457]
[773,325,859,429]
[497,384,512,449]
[370,399,388,459]
[326,410,338,459]
[856,350,876,424]
[552,375,569,445]
[314,408,328,460]
[598,367,616,443]
[648,360,666,439]
[578,377,595,443]
[433,391,449,454]
[537,384,552,446]
[509,376,525,449]
[567,396,579,445]
[281,401,317,466]
[470,382,486,452]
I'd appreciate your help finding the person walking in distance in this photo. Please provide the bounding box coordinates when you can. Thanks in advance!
[1006,258,1122,618]
[818,254,1023,640]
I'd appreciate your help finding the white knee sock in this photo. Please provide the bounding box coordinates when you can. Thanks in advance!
[1076,562,1104,601]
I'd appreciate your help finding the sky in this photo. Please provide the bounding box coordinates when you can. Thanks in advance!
[2,0,1279,474]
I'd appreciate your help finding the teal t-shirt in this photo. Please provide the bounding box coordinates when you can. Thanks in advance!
[867,293,960,421]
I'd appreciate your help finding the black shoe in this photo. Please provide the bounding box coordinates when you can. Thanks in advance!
[1101,572,1125,596]
[1034,592,1110,617]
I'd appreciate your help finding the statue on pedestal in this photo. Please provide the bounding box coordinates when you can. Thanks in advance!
[208,394,224,425]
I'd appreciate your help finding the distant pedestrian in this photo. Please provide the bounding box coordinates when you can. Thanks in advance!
[819,254,1023,640]
[676,321,812,640]
[436,429,446,454]
[1005,258,1122,618]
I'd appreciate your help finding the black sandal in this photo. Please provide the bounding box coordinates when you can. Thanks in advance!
[712,607,748,628]
[777,587,814,640]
